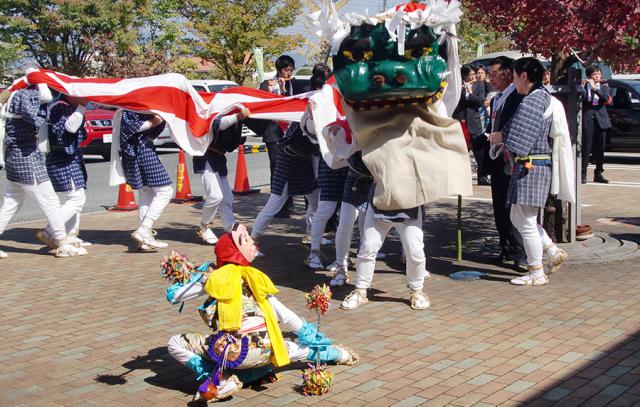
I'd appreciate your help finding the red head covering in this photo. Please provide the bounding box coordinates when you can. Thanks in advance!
[214,233,250,268]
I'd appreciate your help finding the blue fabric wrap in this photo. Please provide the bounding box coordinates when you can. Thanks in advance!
[296,320,341,362]
[165,272,203,304]
[186,355,215,381]
[197,262,211,272]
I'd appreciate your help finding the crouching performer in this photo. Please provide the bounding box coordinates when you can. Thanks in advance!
[164,222,358,402]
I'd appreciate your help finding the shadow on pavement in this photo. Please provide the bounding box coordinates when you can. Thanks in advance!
[521,327,640,405]
[95,347,196,395]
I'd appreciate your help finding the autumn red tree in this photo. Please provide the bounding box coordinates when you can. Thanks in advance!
[470,0,640,77]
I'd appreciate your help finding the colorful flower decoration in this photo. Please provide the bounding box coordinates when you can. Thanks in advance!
[305,284,332,315]
[160,250,194,284]
[302,363,334,396]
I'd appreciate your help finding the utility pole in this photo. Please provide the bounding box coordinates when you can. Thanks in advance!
[382,0,388,11]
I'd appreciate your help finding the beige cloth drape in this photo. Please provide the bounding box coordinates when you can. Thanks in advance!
[346,104,473,210]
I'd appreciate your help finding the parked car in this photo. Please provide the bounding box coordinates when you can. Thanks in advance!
[81,103,115,160]
[190,79,240,93]
[471,50,551,70]
[605,79,640,152]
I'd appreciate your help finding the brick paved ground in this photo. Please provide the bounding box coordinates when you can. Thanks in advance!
[1,160,639,407]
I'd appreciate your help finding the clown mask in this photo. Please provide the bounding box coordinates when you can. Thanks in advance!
[231,223,258,263]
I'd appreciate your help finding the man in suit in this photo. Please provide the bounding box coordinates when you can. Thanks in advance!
[582,65,612,184]
[453,64,490,185]
[487,56,526,268]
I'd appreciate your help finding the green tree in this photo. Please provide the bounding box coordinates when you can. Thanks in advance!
[181,0,304,85]
[91,0,189,77]
[0,0,144,76]
[0,39,26,80]
[456,6,514,64]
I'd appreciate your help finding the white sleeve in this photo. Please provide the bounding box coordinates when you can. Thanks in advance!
[64,105,87,133]
[169,281,207,304]
[219,114,239,131]
[268,296,303,332]
[138,120,152,132]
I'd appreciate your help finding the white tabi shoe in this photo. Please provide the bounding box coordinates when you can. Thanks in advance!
[197,224,218,245]
[132,226,168,249]
[137,243,157,253]
[329,265,349,287]
[54,237,86,258]
[409,289,430,310]
[510,272,549,286]
[334,345,359,365]
[340,288,368,310]
[546,248,568,274]
[0,250,8,259]
[195,374,242,403]
[68,231,92,247]
[305,250,324,270]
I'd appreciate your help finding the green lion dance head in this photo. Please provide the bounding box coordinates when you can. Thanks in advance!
[311,1,462,112]
[333,22,447,110]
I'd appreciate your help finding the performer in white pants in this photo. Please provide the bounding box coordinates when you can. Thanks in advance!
[328,152,370,286]
[341,198,430,311]
[119,110,173,251]
[40,93,91,252]
[250,121,319,247]
[0,85,83,258]
[193,110,249,244]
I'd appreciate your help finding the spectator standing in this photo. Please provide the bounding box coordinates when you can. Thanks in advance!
[487,56,526,268]
[454,64,490,185]
[582,65,611,184]
[475,65,494,133]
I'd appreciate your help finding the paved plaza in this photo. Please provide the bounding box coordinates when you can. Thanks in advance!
[1,160,639,406]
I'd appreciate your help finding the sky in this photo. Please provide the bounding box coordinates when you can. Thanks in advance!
[278,0,409,67]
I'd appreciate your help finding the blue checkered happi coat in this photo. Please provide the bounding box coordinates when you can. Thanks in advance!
[45,102,87,191]
[342,152,373,212]
[120,111,172,190]
[271,123,317,196]
[503,88,553,208]
[3,88,49,185]
[193,116,228,176]
[318,157,348,202]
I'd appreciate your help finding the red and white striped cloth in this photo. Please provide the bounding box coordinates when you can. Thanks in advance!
[9,69,315,156]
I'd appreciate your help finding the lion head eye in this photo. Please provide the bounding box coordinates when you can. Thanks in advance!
[403,49,415,60]
[342,50,356,62]
[342,49,374,62]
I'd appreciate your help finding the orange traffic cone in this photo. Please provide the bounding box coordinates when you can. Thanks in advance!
[108,183,139,211]
[172,150,201,203]
[233,144,259,194]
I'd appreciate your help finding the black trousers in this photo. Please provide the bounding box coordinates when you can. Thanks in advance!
[471,134,490,178]
[582,115,607,178]
[490,159,525,258]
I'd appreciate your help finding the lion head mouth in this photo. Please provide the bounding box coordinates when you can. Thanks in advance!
[344,82,447,111]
